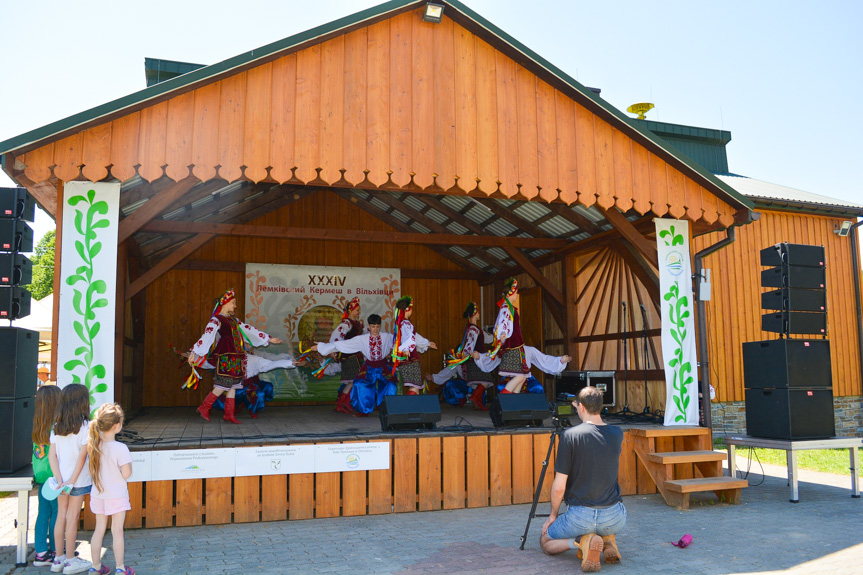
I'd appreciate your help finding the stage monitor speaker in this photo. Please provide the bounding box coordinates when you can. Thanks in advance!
[759,243,825,268]
[0,219,33,253]
[761,288,826,313]
[744,387,834,440]
[0,327,38,399]
[0,287,30,320]
[760,266,826,290]
[379,395,441,431]
[490,393,550,428]
[743,339,831,390]
[0,397,35,473]
[761,312,826,335]
[0,253,32,286]
[0,187,35,221]
[555,371,616,407]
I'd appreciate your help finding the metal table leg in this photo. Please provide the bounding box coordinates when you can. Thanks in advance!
[727,444,737,478]
[787,450,799,503]
[851,447,860,498]
[16,488,29,566]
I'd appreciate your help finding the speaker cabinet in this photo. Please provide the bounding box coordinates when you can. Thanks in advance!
[760,266,826,289]
[0,187,35,221]
[743,339,831,389]
[761,312,826,335]
[760,243,825,268]
[744,387,835,440]
[555,371,616,406]
[0,397,35,473]
[0,327,38,399]
[0,219,33,252]
[490,393,550,428]
[379,395,441,431]
[761,288,826,312]
[0,288,31,320]
[0,253,33,286]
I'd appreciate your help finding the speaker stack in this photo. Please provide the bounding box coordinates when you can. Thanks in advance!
[742,243,834,440]
[0,327,38,473]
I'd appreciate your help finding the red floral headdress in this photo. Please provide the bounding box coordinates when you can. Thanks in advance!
[342,297,361,320]
[212,288,236,316]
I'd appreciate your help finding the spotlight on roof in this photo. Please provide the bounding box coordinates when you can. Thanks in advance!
[423,2,445,23]
[835,220,853,236]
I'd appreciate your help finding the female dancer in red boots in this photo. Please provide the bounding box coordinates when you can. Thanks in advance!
[392,296,437,395]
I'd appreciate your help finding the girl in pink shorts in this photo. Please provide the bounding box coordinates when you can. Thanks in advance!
[87,404,134,575]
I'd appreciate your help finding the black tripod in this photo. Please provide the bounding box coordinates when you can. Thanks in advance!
[614,301,637,421]
[519,415,569,550]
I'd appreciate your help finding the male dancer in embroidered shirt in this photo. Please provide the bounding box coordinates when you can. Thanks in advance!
[311,314,396,414]
[392,296,437,395]
[189,289,297,424]
[325,297,365,414]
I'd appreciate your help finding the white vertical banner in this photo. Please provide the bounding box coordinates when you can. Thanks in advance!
[655,219,698,426]
[57,182,121,414]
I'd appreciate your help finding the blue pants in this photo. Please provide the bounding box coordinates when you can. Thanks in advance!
[351,367,397,414]
[34,482,57,554]
[546,501,627,539]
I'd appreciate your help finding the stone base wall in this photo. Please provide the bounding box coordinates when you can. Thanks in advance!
[710,396,863,438]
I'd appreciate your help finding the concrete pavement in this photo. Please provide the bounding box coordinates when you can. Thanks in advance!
[1,457,861,574]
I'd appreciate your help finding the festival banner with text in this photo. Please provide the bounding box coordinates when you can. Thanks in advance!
[244,264,400,401]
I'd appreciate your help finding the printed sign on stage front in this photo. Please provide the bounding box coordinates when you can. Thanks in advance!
[314,442,390,473]
[244,264,400,401]
[127,451,152,483]
[234,445,315,476]
[57,182,121,414]
[655,219,699,426]
[150,448,237,481]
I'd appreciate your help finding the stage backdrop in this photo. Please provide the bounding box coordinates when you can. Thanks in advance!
[57,182,121,414]
[245,264,400,401]
[656,219,699,426]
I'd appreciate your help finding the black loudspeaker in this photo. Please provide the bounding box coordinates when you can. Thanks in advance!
[0,327,39,399]
[744,388,835,440]
[743,340,831,389]
[760,266,826,289]
[760,243,825,268]
[0,397,35,473]
[0,219,33,252]
[761,288,826,312]
[761,312,826,335]
[0,253,33,286]
[0,288,31,320]
[379,395,441,431]
[490,394,550,428]
[555,371,616,406]
[0,187,35,221]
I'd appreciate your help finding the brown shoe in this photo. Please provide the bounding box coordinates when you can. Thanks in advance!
[602,534,621,563]
[579,533,603,572]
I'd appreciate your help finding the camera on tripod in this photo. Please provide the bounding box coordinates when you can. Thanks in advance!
[550,393,576,426]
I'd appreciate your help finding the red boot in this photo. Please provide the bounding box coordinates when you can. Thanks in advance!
[469,385,488,411]
[403,386,419,396]
[335,393,355,414]
[223,397,241,424]
[196,392,218,422]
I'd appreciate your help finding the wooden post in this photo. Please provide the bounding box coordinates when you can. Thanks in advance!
[114,241,127,407]
[50,182,64,381]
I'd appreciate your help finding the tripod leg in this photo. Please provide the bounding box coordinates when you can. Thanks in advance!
[519,429,558,550]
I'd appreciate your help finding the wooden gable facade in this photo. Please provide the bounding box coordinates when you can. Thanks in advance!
[0,1,757,412]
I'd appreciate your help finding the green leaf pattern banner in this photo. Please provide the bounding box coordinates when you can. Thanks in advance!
[656,219,699,426]
[58,182,121,415]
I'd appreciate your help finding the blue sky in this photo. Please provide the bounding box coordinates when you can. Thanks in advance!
[1,0,860,242]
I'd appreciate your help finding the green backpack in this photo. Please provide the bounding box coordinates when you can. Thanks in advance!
[32,444,53,484]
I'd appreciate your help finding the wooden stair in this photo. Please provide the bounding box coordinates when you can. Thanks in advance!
[631,427,747,509]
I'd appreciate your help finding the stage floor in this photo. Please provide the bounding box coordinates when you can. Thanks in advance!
[121,404,662,451]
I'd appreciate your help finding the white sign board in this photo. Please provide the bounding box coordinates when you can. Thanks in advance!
[127,451,152,483]
[314,442,390,473]
[150,449,237,481]
[234,445,315,477]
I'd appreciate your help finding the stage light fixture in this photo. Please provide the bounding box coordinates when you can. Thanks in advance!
[423,2,445,23]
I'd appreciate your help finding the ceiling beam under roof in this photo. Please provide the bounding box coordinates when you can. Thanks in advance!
[472,197,556,239]
[126,233,215,300]
[546,203,602,235]
[118,175,199,243]
[597,206,658,269]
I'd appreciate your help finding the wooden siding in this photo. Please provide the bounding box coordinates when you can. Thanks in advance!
[694,210,862,401]
[143,191,480,407]
[16,9,736,226]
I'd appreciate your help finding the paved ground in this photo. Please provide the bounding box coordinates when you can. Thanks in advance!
[1,457,861,575]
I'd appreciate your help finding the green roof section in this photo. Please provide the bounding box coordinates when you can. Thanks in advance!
[636,119,731,174]
[145,58,206,87]
[0,0,753,215]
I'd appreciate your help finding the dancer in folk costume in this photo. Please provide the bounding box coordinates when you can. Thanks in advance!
[478,278,572,394]
[189,289,299,424]
[428,302,496,410]
[311,314,397,414]
[392,296,437,395]
[323,297,366,414]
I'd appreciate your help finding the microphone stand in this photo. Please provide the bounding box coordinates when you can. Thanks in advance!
[616,301,636,421]
[639,304,659,422]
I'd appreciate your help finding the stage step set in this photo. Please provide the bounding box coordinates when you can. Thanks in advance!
[632,427,748,510]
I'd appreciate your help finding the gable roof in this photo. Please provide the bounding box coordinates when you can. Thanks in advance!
[716,173,863,217]
[0,0,753,219]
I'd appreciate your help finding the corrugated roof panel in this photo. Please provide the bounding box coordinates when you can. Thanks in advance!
[716,173,863,213]
[487,247,509,261]
[424,208,448,225]
[121,198,147,216]
[528,249,551,258]
[468,256,489,268]
[464,205,493,225]
[485,219,518,236]
[575,204,605,224]
[352,189,370,200]
[440,195,470,211]
[573,232,592,242]
[446,221,469,235]
[369,197,390,212]
[538,215,577,237]
[402,195,427,212]
[449,246,471,258]
[390,209,410,223]
[512,202,550,221]
[410,222,431,234]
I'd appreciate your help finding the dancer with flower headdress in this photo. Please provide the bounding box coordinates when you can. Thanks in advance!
[323,297,366,414]
[392,296,437,395]
[476,278,572,394]
[188,289,301,424]
[427,301,496,410]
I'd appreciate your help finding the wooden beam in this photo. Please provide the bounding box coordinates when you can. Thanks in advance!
[598,207,658,268]
[125,234,215,300]
[50,181,64,379]
[614,240,660,307]
[140,219,568,250]
[547,203,602,235]
[114,241,127,407]
[118,175,199,243]
[504,246,564,306]
[572,329,662,343]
